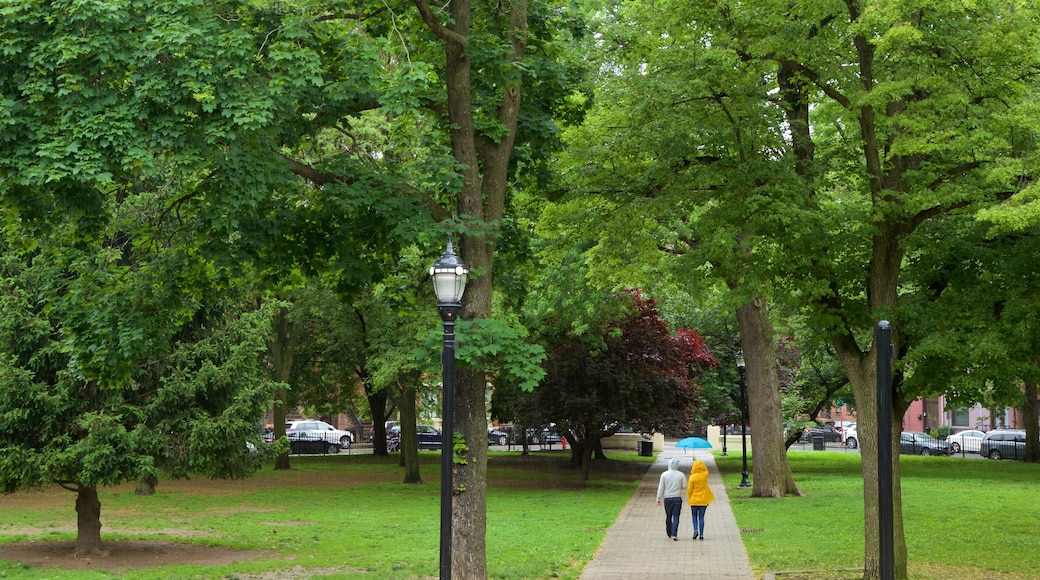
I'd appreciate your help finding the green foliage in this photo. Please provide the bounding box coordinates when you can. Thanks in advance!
[456,315,546,392]
[453,431,469,466]
[0,240,284,494]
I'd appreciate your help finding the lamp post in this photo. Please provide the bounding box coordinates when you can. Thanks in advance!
[721,423,728,456]
[430,236,468,580]
[736,350,751,488]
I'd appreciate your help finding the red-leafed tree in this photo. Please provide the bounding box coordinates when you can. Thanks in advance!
[522,290,717,485]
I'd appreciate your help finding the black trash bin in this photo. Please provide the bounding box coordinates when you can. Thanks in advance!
[812,435,825,450]
[638,440,654,456]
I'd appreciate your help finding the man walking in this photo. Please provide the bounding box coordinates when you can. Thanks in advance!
[655,457,687,541]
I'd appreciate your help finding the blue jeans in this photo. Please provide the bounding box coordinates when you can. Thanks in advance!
[663,497,682,538]
[690,505,708,536]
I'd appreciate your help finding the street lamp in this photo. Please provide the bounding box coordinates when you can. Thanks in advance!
[721,423,728,456]
[430,236,468,580]
[736,350,751,488]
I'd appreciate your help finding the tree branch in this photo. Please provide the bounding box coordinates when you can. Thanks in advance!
[283,155,452,223]
[412,0,467,48]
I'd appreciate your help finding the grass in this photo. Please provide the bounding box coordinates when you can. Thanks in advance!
[1,448,1036,579]
[0,450,649,579]
[716,450,1040,579]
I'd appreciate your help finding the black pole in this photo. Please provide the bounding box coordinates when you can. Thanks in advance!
[876,320,895,580]
[739,366,751,488]
[721,423,727,456]
[439,304,459,580]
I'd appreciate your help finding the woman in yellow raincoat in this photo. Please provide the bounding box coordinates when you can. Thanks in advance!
[686,459,714,540]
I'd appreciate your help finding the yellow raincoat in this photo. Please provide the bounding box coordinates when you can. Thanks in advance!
[686,459,714,506]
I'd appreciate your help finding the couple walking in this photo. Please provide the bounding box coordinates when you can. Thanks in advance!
[655,457,714,541]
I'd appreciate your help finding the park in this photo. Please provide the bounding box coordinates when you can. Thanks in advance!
[2,2,1040,580]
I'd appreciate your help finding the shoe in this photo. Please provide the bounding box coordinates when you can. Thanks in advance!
[693,532,699,539]
[672,536,678,541]
[699,535,705,540]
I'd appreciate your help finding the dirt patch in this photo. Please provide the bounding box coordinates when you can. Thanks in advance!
[0,540,274,572]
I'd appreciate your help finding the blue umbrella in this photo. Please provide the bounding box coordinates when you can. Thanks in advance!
[675,437,713,454]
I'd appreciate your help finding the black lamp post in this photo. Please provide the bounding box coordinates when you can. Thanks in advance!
[736,350,751,488]
[430,236,468,580]
[721,423,728,456]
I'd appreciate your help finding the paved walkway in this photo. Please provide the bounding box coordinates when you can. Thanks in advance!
[580,441,755,579]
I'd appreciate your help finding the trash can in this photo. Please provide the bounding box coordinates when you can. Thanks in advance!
[638,440,654,456]
[812,435,825,451]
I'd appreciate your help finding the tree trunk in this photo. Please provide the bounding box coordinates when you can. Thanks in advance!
[829,223,909,580]
[134,472,157,496]
[578,434,598,488]
[367,389,391,456]
[834,340,907,580]
[398,383,422,483]
[735,297,801,498]
[273,388,290,471]
[452,366,488,578]
[417,0,528,573]
[1022,380,1039,463]
[269,307,295,471]
[75,485,104,556]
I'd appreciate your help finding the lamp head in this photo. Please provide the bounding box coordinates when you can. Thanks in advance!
[430,236,468,306]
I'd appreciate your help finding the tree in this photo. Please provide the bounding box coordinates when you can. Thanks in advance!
[541,0,806,500]
[520,289,715,485]
[0,0,313,553]
[648,3,1040,578]
[553,1,1040,577]
[405,1,588,574]
[0,239,283,555]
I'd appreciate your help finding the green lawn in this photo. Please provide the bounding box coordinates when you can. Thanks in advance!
[718,450,1040,580]
[1,449,1036,579]
[0,451,648,579]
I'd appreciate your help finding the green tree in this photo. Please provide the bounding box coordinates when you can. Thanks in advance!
[0,240,283,555]
[612,2,1040,578]
[551,2,1040,577]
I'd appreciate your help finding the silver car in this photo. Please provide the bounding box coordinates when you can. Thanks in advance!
[285,420,355,448]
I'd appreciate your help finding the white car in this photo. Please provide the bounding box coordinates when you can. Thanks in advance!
[286,420,354,448]
[844,424,858,449]
[946,429,985,454]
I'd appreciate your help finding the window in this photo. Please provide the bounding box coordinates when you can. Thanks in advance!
[951,408,969,427]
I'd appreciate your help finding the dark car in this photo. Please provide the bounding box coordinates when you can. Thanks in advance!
[388,424,443,450]
[526,426,563,445]
[488,428,509,446]
[899,432,950,456]
[287,431,341,455]
[801,424,842,443]
[979,429,1027,460]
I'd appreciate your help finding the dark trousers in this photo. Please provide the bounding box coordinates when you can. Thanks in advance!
[663,497,682,538]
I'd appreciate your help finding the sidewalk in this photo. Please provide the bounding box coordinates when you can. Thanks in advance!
[580,441,755,579]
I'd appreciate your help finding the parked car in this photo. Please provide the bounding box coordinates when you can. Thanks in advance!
[945,429,985,454]
[286,431,341,455]
[527,425,563,445]
[488,428,509,446]
[843,424,859,449]
[979,429,1027,460]
[834,421,855,434]
[801,424,842,443]
[387,424,443,450]
[285,420,354,448]
[899,431,950,456]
